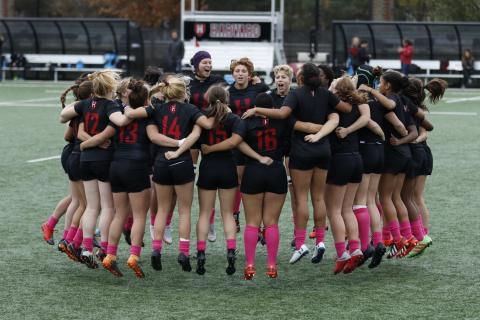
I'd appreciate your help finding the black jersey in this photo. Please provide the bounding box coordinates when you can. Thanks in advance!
[330,104,361,153]
[189,75,225,111]
[238,116,288,162]
[269,89,294,155]
[147,100,202,163]
[199,113,244,160]
[269,88,289,108]
[74,97,120,161]
[358,96,387,144]
[384,93,413,157]
[69,116,82,152]
[283,86,339,158]
[113,118,151,161]
[228,82,269,116]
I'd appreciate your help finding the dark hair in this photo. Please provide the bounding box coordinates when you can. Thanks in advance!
[403,77,447,110]
[302,63,321,89]
[425,78,448,104]
[381,70,409,93]
[204,86,229,127]
[143,66,162,86]
[60,79,93,108]
[404,39,413,46]
[255,92,274,109]
[318,64,334,87]
[128,79,148,108]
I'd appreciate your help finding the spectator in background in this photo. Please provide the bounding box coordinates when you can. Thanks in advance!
[167,31,185,73]
[462,49,475,88]
[0,34,4,73]
[347,36,361,75]
[358,40,371,66]
[399,39,414,75]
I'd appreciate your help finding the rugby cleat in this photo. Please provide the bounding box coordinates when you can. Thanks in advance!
[102,254,123,277]
[368,242,387,269]
[41,223,55,245]
[207,223,217,242]
[127,255,145,278]
[289,244,309,264]
[258,227,266,246]
[57,239,69,254]
[66,243,81,262]
[151,250,162,271]
[357,244,374,268]
[244,264,255,280]
[226,249,237,275]
[266,266,278,279]
[308,228,316,239]
[397,236,418,258]
[80,249,98,269]
[233,211,241,233]
[311,242,326,264]
[196,251,206,275]
[407,235,432,258]
[163,225,173,245]
[386,237,407,259]
[343,249,363,274]
[123,229,132,246]
[333,251,351,274]
[95,248,106,262]
[177,253,192,272]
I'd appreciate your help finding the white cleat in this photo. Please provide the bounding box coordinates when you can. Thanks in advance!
[311,242,326,264]
[149,224,155,240]
[207,223,217,242]
[289,244,309,264]
[163,225,173,245]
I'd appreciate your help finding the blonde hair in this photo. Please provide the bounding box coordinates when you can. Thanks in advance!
[335,76,367,105]
[87,69,120,98]
[230,57,254,75]
[150,74,189,102]
[273,64,293,80]
[116,77,132,98]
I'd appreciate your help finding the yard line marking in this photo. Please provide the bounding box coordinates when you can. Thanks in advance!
[0,97,59,106]
[27,155,60,163]
[430,111,477,116]
[445,96,480,103]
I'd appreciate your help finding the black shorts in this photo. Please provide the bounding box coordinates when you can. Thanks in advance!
[406,145,425,179]
[110,159,151,193]
[67,152,82,182]
[326,153,363,186]
[359,143,384,174]
[61,143,74,174]
[80,160,111,182]
[383,146,411,175]
[241,161,288,195]
[197,158,238,190]
[152,158,195,186]
[423,144,433,176]
[232,149,246,166]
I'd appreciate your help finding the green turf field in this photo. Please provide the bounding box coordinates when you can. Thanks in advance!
[0,81,478,320]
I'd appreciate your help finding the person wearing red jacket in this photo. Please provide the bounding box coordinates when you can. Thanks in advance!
[399,40,414,76]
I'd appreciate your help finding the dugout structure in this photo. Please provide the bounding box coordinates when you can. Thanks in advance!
[180,0,286,75]
[0,17,144,77]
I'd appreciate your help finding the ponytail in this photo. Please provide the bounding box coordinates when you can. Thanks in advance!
[60,84,79,109]
[204,86,229,127]
[425,78,448,104]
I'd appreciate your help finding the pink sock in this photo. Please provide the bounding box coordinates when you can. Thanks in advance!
[294,228,306,250]
[179,239,190,256]
[73,229,83,249]
[83,237,93,252]
[410,218,425,241]
[400,220,412,239]
[314,227,325,245]
[372,231,382,247]
[382,225,391,240]
[124,215,133,231]
[46,216,58,230]
[130,245,141,257]
[334,242,346,258]
[62,229,69,239]
[377,203,384,217]
[150,212,156,226]
[65,227,78,243]
[107,244,118,256]
[226,238,236,250]
[349,239,360,253]
[100,241,108,252]
[166,211,173,227]
[244,225,258,266]
[209,208,215,225]
[353,207,371,251]
[265,225,280,267]
[233,188,242,213]
[388,220,402,242]
[197,240,206,252]
[152,239,162,252]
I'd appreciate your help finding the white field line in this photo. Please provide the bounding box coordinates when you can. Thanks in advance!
[430,111,477,116]
[445,96,480,103]
[0,97,59,106]
[0,104,59,108]
[27,155,61,163]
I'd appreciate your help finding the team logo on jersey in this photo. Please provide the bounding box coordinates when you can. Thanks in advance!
[170,104,177,113]
[91,101,97,109]
[194,23,206,38]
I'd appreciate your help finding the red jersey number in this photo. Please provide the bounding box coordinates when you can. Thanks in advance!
[257,128,277,151]
[208,127,228,144]
[119,122,139,144]
[85,112,100,135]
[162,115,181,139]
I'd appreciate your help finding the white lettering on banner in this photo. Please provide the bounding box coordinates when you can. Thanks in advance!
[209,23,261,39]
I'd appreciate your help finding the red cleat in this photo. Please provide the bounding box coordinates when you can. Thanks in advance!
[244,264,255,280]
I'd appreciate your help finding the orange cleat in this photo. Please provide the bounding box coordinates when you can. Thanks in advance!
[244,264,255,280]
[387,237,407,259]
[266,266,278,279]
[127,255,145,278]
[333,252,351,275]
[383,236,394,247]
[41,223,54,245]
[308,228,316,239]
[102,254,123,277]
[343,250,363,274]
[398,236,418,258]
